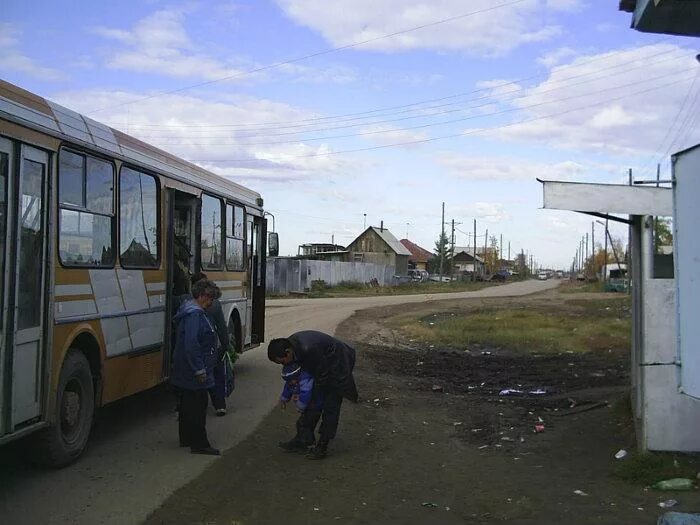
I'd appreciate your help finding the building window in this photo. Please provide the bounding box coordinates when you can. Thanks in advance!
[201,194,223,270]
[58,149,115,267]
[226,203,245,270]
[120,167,159,268]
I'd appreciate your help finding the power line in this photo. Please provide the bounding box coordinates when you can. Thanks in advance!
[188,73,695,163]
[141,63,695,147]
[131,49,692,141]
[87,0,528,114]
[110,38,675,132]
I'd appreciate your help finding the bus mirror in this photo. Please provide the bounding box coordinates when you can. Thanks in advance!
[268,232,279,257]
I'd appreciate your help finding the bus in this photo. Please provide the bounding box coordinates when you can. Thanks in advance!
[0,79,277,466]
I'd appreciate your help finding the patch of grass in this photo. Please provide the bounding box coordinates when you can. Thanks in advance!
[560,281,606,293]
[395,300,630,354]
[614,452,699,486]
[306,280,496,298]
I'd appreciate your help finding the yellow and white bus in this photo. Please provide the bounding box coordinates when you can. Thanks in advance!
[0,79,277,466]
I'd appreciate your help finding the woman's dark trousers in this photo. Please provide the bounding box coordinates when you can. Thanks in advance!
[179,389,210,450]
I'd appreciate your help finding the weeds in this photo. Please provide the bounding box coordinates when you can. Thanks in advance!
[395,299,631,354]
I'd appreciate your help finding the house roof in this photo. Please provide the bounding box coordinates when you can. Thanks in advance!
[371,227,412,256]
[453,247,484,263]
[400,239,433,263]
[349,226,411,256]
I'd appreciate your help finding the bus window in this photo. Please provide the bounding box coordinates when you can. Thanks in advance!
[225,203,245,271]
[58,149,114,267]
[19,159,44,330]
[120,167,159,268]
[201,194,223,270]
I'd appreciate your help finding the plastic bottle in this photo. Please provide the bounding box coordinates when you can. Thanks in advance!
[653,478,695,491]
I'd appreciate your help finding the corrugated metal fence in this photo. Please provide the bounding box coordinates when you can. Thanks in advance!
[266,258,396,295]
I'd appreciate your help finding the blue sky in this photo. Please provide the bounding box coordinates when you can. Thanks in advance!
[2,0,699,268]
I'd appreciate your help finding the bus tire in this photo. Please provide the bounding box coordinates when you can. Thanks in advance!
[228,312,242,354]
[31,350,95,468]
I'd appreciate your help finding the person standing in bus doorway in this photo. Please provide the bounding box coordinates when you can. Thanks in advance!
[268,331,359,459]
[171,279,221,455]
[174,272,231,416]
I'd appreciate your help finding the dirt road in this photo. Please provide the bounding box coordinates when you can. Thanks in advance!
[144,287,700,525]
[0,279,557,525]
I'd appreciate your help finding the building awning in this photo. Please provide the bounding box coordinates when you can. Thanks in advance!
[620,0,700,37]
[538,179,673,218]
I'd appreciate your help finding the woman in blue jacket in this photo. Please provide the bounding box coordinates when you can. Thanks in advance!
[171,279,221,455]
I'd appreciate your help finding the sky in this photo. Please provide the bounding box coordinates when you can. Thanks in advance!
[2,0,699,269]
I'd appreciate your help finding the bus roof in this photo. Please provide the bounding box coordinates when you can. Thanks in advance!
[0,79,262,209]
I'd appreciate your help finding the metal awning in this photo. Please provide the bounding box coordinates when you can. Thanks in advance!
[538,179,673,221]
[620,0,700,37]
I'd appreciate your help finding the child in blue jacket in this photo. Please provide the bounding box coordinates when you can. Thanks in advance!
[278,362,324,452]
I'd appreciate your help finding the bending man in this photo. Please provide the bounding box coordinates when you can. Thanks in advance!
[268,330,359,459]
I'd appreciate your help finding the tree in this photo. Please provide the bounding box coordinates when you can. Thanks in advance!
[654,217,673,253]
[428,231,453,275]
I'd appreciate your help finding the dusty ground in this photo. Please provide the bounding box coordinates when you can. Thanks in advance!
[144,289,700,525]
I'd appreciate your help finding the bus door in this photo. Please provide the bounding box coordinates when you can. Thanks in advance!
[0,138,11,435]
[251,215,266,345]
[8,144,48,429]
[245,213,266,346]
[163,188,197,378]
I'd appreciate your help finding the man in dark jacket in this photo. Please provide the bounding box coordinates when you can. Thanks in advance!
[172,279,221,456]
[268,330,359,459]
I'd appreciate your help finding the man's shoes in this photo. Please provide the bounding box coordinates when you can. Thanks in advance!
[215,408,227,417]
[305,443,328,460]
[278,439,307,452]
[190,446,220,456]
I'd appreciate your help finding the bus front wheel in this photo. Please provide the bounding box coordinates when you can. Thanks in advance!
[32,350,95,468]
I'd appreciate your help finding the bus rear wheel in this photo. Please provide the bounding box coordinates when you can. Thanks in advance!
[31,350,95,468]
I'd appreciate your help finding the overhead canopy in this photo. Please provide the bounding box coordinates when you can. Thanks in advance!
[620,0,700,37]
[539,180,673,216]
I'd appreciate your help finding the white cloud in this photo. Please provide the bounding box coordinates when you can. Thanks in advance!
[277,63,357,84]
[92,10,251,81]
[0,23,64,81]
[545,0,587,12]
[276,0,563,56]
[536,46,577,67]
[473,202,510,222]
[360,124,429,147]
[54,89,355,185]
[438,153,586,181]
[481,43,700,155]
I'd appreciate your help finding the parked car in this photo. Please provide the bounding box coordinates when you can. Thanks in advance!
[537,271,548,280]
[407,269,429,282]
[489,269,510,282]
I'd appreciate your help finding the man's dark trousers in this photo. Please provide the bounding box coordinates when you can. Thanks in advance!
[318,390,343,444]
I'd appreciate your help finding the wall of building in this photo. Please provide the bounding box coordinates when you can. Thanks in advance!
[636,216,700,451]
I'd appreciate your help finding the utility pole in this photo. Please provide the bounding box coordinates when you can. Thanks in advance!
[439,202,445,283]
[603,218,609,281]
[473,219,477,282]
[484,228,489,273]
[450,219,456,280]
[508,241,511,263]
[499,234,503,270]
[591,222,595,278]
